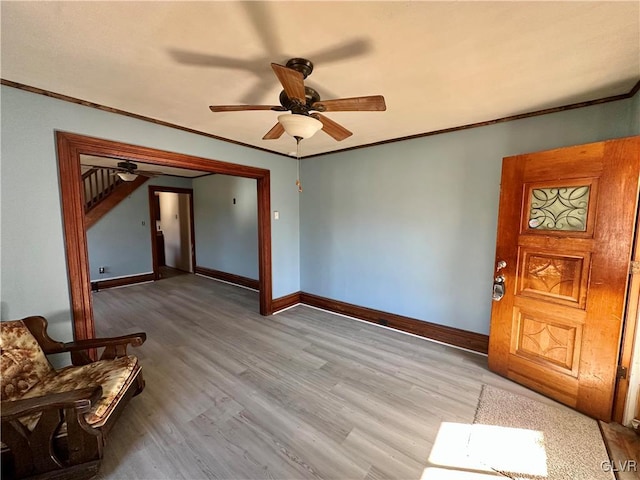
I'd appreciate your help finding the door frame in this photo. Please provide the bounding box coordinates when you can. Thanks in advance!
[148,186,196,279]
[56,131,273,343]
[613,202,640,423]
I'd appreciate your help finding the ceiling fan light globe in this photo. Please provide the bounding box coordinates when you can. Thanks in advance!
[117,172,138,182]
[277,114,322,140]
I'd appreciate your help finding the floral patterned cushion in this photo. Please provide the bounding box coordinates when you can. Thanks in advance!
[1,320,54,401]
[24,355,140,427]
[1,320,141,432]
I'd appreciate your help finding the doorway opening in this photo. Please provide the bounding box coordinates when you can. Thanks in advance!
[149,186,196,281]
[57,131,273,343]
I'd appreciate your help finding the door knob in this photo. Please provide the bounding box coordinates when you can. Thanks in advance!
[496,260,507,271]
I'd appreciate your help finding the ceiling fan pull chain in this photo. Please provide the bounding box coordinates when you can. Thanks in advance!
[296,137,303,193]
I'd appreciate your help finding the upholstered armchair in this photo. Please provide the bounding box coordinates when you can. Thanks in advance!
[1,316,146,479]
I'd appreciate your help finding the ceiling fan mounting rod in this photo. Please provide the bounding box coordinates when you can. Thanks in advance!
[285,58,314,79]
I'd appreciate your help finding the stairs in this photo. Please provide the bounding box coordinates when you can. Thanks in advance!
[83,167,149,229]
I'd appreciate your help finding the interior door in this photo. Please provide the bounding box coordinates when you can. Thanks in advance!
[488,136,640,421]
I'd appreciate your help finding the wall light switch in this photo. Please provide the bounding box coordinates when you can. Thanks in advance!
[274,211,280,220]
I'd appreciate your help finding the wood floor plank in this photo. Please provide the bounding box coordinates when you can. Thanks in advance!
[341,427,425,479]
[91,273,580,479]
[340,404,435,465]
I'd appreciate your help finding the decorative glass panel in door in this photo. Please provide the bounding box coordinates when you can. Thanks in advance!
[528,185,590,231]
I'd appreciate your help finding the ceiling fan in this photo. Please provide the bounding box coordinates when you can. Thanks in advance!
[89,161,162,182]
[209,58,386,142]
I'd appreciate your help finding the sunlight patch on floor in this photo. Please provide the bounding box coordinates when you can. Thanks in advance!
[427,423,492,473]
[422,421,548,479]
[468,423,547,477]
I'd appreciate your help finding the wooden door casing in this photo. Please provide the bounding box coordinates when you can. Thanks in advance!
[488,136,640,421]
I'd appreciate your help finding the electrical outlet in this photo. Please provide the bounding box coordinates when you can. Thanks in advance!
[99,267,106,274]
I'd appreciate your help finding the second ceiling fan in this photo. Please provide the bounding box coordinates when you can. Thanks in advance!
[209,58,386,141]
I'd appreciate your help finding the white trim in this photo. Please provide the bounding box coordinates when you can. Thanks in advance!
[93,281,154,291]
[272,302,302,314]
[623,307,640,426]
[194,273,259,292]
[92,271,154,282]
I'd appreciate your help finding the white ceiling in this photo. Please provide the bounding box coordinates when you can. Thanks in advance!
[2,1,638,157]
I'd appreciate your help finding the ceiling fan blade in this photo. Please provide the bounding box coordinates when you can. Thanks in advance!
[209,105,284,112]
[311,113,353,141]
[307,38,372,64]
[262,122,285,140]
[312,95,386,112]
[271,63,305,103]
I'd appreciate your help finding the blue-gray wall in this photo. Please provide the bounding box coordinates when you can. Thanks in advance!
[87,173,260,284]
[193,174,259,280]
[631,90,640,134]
[300,97,639,335]
[1,83,638,343]
[1,85,301,342]
[87,176,193,281]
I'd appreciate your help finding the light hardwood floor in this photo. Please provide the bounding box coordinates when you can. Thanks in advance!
[91,273,582,479]
[599,422,640,480]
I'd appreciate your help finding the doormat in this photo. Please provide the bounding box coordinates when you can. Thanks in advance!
[468,385,614,480]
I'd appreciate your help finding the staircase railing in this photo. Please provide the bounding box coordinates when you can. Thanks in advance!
[82,168,123,213]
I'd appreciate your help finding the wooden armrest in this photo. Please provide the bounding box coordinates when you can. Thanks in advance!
[22,315,146,364]
[63,333,146,364]
[62,333,146,352]
[1,386,102,421]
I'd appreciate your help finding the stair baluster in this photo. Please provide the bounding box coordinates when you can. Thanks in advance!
[82,168,123,214]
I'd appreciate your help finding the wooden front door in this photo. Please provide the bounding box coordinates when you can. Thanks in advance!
[488,136,640,421]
